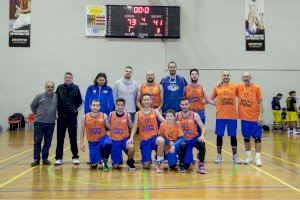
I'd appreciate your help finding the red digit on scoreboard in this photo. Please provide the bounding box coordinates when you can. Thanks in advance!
[153,19,163,26]
[128,18,137,26]
[156,28,161,34]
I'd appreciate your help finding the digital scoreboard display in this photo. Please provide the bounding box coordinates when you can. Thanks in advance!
[106,5,180,38]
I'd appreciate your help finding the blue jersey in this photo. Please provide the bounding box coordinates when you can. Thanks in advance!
[160,75,187,113]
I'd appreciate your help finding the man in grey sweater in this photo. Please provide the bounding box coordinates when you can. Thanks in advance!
[30,81,57,167]
[113,66,138,121]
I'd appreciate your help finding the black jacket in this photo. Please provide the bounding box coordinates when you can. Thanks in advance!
[56,83,82,116]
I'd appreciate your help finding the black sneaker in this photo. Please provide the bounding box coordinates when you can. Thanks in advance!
[42,160,51,165]
[31,160,40,167]
[178,164,186,173]
[126,159,136,171]
[90,163,98,169]
[102,159,109,172]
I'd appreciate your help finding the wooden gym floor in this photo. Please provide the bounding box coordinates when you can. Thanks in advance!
[0,130,299,199]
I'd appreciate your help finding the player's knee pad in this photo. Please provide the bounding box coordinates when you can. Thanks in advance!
[197,141,205,150]
[217,136,223,146]
[230,136,237,146]
[244,138,250,143]
[255,138,261,143]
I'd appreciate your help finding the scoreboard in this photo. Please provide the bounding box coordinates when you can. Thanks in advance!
[106,5,180,38]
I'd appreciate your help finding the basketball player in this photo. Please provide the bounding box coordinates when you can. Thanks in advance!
[158,109,185,172]
[185,68,216,125]
[80,99,112,171]
[109,98,135,171]
[160,61,187,115]
[136,71,163,111]
[129,93,166,173]
[177,97,207,174]
[286,91,299,134]
[13,0,31,30]
[211,71,242,164]
[237,72,263,166]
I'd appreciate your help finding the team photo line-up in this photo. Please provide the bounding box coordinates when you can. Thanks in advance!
[31,61,265,174]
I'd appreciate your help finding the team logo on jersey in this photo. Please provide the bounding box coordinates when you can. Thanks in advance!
[93,90,97,93]
[102,90,108,93]
[167,84,179,92]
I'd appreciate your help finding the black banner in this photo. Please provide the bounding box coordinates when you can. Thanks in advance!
[9,0,31,47]
[245,0,265,51]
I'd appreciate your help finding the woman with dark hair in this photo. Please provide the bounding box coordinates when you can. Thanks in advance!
[84,73,114,115]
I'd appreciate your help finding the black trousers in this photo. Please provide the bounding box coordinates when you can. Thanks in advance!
[55,115,79,160]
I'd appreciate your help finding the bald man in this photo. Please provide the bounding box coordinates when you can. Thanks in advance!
[237,72,263,166]
[211,71,242,164]
[136,71,163,111]
[30,81,58,167]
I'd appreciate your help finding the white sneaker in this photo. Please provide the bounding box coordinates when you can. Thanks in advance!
[232,154,243,164]
[73,158,80,165]
[287,129,293,134]
[244,156,252,165]
[214,154,223,164]
[292,130,300,135]
[255,156,262,167]
[54,159,63,166]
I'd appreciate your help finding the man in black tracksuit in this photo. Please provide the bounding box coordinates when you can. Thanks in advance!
[55,72,82,166]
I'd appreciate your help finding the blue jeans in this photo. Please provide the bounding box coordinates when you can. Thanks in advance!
[34,122,55,161]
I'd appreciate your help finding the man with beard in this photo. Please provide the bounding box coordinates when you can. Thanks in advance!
[136,71,163,111]
[237,72,263,166]
[211,71,242,164]
[113,66,138,122]
[185,68,216,126]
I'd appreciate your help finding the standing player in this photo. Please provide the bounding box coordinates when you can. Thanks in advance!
[129,93,166,173]
[177,97,207,174]
[286,91,299,134]
[211,71,242,164]
[158,109,185,172]
[237,72,263,166]
[160,61,187,115]
[80,99,112,171]
[185,68,216,125]
[113,66,138,121]
[136,71,163,111]
[109,98,135,171]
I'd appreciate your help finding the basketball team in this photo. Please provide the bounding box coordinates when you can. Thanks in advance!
[30,61,263,174]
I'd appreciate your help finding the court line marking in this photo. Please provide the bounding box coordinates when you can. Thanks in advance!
[0,148,33,163]
[0,155,32,170]
[143,170,149,200]
[0,186,290,193]
[206,140,300,193]
[236,142,300,168]
[0,146,70,189]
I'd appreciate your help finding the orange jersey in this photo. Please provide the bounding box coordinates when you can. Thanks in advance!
[138,109,158,141]
[159,121,184,141]
[185,84,205,111]
[159,121,184,153]
[85,112,107,142]
[177,111,198,140]
[140,83,161,108]
[237,83,263,121]
[211,82,237,119]
[109,111,130,141]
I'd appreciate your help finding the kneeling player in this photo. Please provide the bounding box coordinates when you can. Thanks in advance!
[129,93,166,173]
[80,99,112,171]
[159,109,185,172]
[109,98,135,171]
[177,97,207,174]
